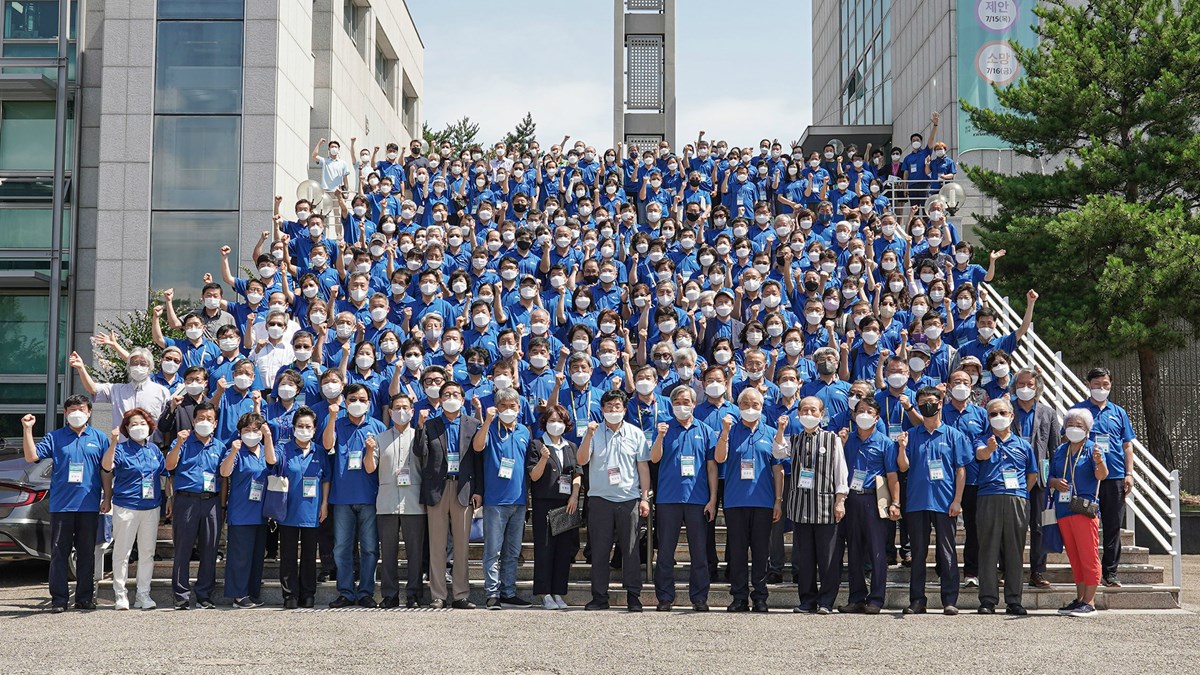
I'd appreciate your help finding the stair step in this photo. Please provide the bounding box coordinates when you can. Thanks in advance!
[101,578,1182,611]
[135,558,1165,585]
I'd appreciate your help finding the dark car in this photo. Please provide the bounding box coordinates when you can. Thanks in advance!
[0,449,109,579]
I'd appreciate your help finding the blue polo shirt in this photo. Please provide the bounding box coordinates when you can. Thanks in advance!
[1049,441,1101,518]
[329,415,387,505]
[172,434,226,494]
[277,441,329,528]
[942,401,988,485]
[958,332,1018,366]
[695,398,740,479]
[976,432,1037,498]
[481,422,531,506]
[799,378,851,427]
[559,385,604,440]
[1069,399,1136,478]
[35,425,108,513]
[843,429,898,489]
[627,393,672,441]
[225,446,271,526]
[164,336,221,370]
[875,388,918,435]
[722,420,782,509]
[656,419,717,505]
[904,423,971,514]
[110,440,167,511]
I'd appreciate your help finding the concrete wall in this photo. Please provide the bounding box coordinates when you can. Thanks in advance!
[310,0,423,188]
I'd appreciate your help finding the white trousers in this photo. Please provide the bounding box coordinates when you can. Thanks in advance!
[111,505,158,600]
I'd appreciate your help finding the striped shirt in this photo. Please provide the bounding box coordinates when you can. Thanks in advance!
[784,429,849,525]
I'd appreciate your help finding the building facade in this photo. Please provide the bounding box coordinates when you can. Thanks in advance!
[0,0,422,434]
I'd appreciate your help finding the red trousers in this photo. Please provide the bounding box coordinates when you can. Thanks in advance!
[1059,514,1101,585]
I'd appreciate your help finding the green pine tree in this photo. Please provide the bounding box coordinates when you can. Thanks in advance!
[502,112,537,153]
[443,116,481,152]
[962,0,1200,468]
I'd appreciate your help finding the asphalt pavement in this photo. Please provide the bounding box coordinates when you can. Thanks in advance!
[1,557,1197,674]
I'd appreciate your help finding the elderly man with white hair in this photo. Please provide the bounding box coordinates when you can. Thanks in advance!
[973,396,1039,616]
[69,346,172,429]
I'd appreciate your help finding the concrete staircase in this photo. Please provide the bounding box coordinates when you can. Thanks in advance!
[105,518,1180,611]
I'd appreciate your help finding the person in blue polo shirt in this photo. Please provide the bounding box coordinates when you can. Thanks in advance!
[276,406,329,609]
[837,398,899,614]
[957,290,1038,365]
[102,408,167,611]
[973,397,1038,615]
[895,386,970,616]
[22,395,109,613]
[650,386,718,612]
[165,403,225,610]
[473,387,533,609]
[719,388,786,613]
[219,412,276,609]
[322,383,386,608]
[1070,367,1136,587]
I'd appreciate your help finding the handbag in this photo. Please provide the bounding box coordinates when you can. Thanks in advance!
[263,464,290,522]
[547,503,584,536]
[873,475,890,519]
[1064,446,1099,518]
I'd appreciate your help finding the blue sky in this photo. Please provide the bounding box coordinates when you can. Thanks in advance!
[407,0,813,150]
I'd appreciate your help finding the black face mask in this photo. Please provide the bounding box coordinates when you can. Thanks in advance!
[686,212,701,222]
[516,240,531,252]
[689,178,700,187]
[514,203,528,213]
[917,401,941,417]
[803,279,819,293]
[583,274,599,285]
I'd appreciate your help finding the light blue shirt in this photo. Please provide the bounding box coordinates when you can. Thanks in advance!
[586,421,650,503]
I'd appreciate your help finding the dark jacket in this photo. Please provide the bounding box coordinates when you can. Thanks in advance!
[1024,400,1059,490]
[525,435,580,501]
[414,413,483,507]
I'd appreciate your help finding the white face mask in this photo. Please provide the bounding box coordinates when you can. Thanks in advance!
[294,427,315,443]
[193,420,215,437]
[545,421,567,437]
[240,432,262,447]
[887,373,908,389]
[346,401,370,418]
[855,414,877,431]
[442,398,464,414]
[1015,386,1037,402]
[128,365,150,382]
[950,384,972,401]
[989,414,1012,431]
[1089,387,1110,402]
[739,408,761,423]
[127,424,150,441]
[1065,427,1088,443]
[603,411,625,426]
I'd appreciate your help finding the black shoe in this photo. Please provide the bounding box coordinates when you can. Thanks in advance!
[864,604,882,615]
[584,599,609,611]
[1103,575,1121,588]
[318,570,335,583]
[405,597,419,609]
[379,596,400,609]
[73,600,96,610]
[838,602,866,614]
[486,597,502,610]
[51,605,67,614]
[300,597,315,609]
[232,597,256,609]
[943,605,959,616]
[751,600,769,613]
[357,597,377,608]
[451,599,476,610]
[196,598,215,610]
[656,601,673,612]
[1029,573,1051,589]
[901,555,913,568]
[977,604,996,614]
[692,602,709,612]
[886,557,899,567]
[627,597,643,613]
[727,600,750,613]
[793,605,815,614]
[765,572,783,584]
[902,602,926,615]
[500,596,532,608]
[328,596,355,609]
[283,597,298,610]
[1005,604,1028,616]
[174,600,190,611]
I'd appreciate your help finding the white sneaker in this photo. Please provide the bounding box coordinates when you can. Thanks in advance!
[553,595,568,609]
[114,596,129,611]
[134,593,156,610]
[964,576,979,588]
[542,594,557,609]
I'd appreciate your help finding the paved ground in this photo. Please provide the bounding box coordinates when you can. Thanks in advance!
[1,556,1197,674]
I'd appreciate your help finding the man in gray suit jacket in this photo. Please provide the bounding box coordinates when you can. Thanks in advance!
[413,381,483,609]
[1011,368,1059,588]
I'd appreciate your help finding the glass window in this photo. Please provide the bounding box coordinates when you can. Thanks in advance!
[149,212,238,304]
[0,101,74,171]
[155,21,244,114]
[3,0,75,39]
[0,292,66,376]
[0,208,70,249]
[157,0,243,19]
[151,115,241,211]
[3,42,76,79]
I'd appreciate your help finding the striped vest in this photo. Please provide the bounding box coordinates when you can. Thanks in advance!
[784,429,840,525]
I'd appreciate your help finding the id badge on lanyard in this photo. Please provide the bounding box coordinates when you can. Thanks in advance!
[740,458,755,481]
[202,471,217,492]
[348,450,363,471]
[850,469,866,491]
[498,457,515,479]
[681,455,696,477]
[927,460,945,481]
[249,480,264,502]
[68,462,84,484]
[1002,469,1020,491]
[303,477,318,498]
[447,451,460,474]
[141,475,155,499]
[798,468,815,490]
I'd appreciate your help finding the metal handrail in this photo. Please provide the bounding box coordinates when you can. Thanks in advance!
[977,282,1182,594]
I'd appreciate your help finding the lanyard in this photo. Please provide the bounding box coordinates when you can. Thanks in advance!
[637,398,657,428]
[571,389,591,420]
